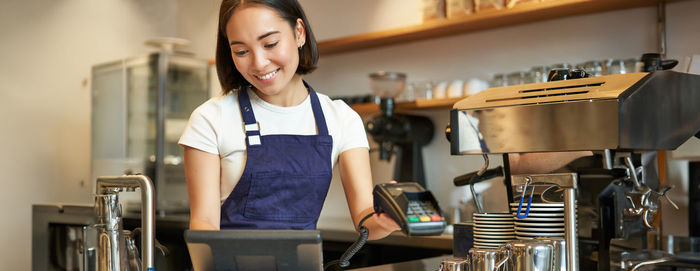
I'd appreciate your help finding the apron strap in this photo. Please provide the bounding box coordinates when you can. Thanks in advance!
[305,81,329,136]
[237,82,330,146]
[237,87,261,146]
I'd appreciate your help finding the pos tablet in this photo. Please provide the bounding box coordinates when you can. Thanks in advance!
[184,229,323,271]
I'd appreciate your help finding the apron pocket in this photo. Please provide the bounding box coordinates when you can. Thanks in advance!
[243,172,330,223]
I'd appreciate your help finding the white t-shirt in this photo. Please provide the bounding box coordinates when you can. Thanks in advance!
[178,88,369,204]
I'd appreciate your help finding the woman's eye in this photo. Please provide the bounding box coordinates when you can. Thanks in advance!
[264,42,278,49]
[233,50,248,56]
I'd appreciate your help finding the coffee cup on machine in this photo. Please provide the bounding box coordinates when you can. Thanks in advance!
[438,257,470,271]
[547,238,567,271]
[469,247,509,271]
[506,239,556,271]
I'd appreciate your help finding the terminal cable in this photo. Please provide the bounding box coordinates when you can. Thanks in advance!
[323,212,374,270]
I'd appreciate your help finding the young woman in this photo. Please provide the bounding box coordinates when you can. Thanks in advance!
[178,0,399,240]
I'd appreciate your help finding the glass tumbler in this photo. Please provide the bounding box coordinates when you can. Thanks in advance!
[578,60,604,77]
[506,71,530,86]
[530,66,549,83]
[411,81,434,100]
[605,59,627,74]
[489,73,506,88]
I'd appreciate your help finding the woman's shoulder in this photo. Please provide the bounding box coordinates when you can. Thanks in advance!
[192,93,238,117]
[315,91,356,115]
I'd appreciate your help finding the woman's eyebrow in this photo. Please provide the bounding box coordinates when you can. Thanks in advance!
[229,31,280,46]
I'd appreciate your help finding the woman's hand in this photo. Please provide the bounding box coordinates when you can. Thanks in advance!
[362,180,401,239]
[371,212,401,233]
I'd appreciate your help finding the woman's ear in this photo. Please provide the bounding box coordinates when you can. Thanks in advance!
[295,18,306,48]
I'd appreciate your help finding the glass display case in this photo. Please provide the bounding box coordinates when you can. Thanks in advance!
[91,51,211,213]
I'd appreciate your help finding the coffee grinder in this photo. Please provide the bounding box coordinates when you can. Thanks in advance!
[364,72,434,187]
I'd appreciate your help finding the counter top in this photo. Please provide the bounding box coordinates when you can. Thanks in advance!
[123,213,453,250]
[317,216,453,250]
[348,256,449,271]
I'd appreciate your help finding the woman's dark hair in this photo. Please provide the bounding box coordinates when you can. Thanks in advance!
[216,0,318,94]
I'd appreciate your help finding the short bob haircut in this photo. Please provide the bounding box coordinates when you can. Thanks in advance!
[215,0,319,94]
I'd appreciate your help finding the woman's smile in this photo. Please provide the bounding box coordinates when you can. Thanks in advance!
[254,68,279,82]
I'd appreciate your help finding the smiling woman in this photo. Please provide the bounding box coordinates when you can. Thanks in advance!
[215,0,318,98]
[178,0,401,242]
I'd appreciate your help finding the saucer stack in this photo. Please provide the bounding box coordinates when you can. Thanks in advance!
[510,202,570,240]
[472,213,516,248]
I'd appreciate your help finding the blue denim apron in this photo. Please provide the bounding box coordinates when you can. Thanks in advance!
[220,83,333,230]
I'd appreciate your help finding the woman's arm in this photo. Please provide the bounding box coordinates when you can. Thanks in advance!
[184,146,222,230]
[337,147,400,240]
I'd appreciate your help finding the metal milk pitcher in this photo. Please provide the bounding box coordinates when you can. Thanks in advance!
[82,175,156,271]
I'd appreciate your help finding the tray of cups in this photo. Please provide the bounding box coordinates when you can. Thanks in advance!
[515,226,565,232]
[473,224,515,229]
[514,222,565,227]
[474,227,515,232]
[474,228,515,233]
[474,213,513,217]
[473,230,515,236]
[474,222,513,227]
[509,202,564,207]
[473,233,516,239]
[510,207,565,213]
[474,239,513,245]
[513,216,566,222]
[511,212,565,217]
[516,231,565,237]
[474,217,515,222]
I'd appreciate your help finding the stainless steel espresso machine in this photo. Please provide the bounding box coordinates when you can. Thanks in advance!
[446,70,700,270]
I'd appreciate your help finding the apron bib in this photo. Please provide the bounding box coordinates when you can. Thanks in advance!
[220,83,333,230]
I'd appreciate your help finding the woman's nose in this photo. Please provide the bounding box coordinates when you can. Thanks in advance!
[251,50,270,70]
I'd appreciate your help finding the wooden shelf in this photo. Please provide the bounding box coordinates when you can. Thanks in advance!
[349,97,466,114]
[318,0,681,55]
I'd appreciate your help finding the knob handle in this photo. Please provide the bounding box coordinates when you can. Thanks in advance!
[547,68,570,81]
[445,124,451,142]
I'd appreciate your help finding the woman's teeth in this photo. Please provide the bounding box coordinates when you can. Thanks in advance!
[257,70,277,80]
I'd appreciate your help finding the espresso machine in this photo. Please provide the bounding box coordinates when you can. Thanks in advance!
[446,68,700,270]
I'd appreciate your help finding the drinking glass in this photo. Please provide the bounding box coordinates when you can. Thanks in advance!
[411,81,434,100]
[578,61,604,77]
[605,59,626,74]
[490,73,506,87]
[530,66,549,83]
[625,57,641,73]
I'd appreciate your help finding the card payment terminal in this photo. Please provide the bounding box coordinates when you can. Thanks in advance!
[373,182,446,236]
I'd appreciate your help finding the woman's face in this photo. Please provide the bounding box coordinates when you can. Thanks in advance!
[226,5,305,96]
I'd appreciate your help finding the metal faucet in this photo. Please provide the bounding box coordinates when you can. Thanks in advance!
[95,175,155,271]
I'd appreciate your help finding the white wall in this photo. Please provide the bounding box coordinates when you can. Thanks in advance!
[0,0,178,269]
